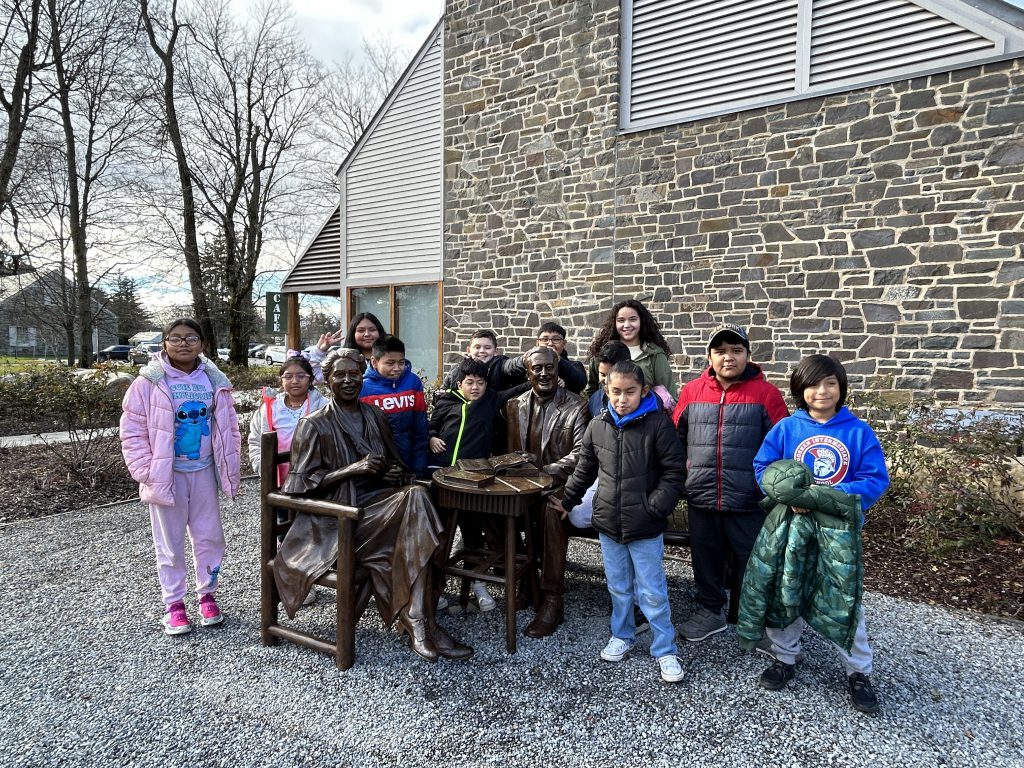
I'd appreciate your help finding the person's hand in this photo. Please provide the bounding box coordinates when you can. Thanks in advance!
[316,328,346,352]
[791,506,810,515]
[547,496,567,520]
[429,437,446,453]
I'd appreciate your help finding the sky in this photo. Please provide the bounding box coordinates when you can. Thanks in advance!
[240,0,442,66]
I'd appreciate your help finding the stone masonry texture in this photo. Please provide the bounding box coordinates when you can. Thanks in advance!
[442,0,1024,408]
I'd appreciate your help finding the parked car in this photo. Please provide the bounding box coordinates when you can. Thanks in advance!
[130,343,162,365]
[217,348,230,361]
[248,342,266,358]
[264,345,288,365]
[97,345,132,362]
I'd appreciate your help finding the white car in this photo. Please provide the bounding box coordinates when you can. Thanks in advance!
[264,345,289,365]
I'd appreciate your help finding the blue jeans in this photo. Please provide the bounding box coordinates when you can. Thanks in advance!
[599,533,677,658]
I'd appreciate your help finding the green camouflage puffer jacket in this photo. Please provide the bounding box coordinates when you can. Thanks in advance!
[737,459,864,652]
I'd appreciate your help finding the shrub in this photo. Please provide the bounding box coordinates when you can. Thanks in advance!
[853,388,1024,556]
[0,363,128,488]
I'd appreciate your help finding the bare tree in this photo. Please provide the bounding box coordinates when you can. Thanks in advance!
[43,0,147,366]
[139,0,218,356]
[0,0,51,229]
[175,0,323,364]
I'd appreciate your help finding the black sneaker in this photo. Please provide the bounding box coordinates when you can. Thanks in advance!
[848,673,879,714]
[633,606,651,635]
[759,660,796,691]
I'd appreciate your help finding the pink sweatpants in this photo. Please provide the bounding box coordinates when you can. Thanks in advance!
[148,466,226,606]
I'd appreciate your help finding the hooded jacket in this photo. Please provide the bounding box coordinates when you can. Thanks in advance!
[584,341,678,400]
[120,354,241,507]
[562,393,685,543]
[428,383,529,467]
[673,363,789,513]
[752,406,890,517]
[359,360,429,476]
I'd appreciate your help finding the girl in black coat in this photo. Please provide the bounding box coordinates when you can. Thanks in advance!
[556,361,686,683]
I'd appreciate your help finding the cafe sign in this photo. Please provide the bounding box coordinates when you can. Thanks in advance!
[265,292,289,333]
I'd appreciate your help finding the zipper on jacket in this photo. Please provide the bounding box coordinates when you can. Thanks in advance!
[450,398,468,465]
[716,389,726,510]
[616,427,623,540]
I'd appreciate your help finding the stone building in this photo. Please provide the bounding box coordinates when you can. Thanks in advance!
[293,1,1024,406]
[440,0,1024,409]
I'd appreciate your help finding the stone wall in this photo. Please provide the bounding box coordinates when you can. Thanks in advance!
[443,0,1024,407]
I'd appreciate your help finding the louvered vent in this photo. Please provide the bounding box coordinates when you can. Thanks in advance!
[282,206,340,293]
[629,0,800,124]
[345,27,442,282]
[809,0,997,88]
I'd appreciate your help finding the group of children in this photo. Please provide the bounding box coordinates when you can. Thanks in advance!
[120,302,890,715]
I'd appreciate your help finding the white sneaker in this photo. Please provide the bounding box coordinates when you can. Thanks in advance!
[600,637,634,662]
[658,654,685,683]
[470,580,496,612]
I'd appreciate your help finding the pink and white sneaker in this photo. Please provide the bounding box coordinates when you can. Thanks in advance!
[198,593,223,627]
[161,600,191,636]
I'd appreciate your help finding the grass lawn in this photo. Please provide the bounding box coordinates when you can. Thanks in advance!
[0,356,68,373]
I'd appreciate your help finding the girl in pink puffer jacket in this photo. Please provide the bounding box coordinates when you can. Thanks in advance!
[120,318,241,636]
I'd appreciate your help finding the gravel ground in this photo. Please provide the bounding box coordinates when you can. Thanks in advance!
[2,481,1022,768]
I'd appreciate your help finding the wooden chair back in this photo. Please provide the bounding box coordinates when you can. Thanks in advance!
[258,430,365,669]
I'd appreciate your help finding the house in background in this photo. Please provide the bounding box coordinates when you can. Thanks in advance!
[0,268,118,358]
[290,1,1024,406]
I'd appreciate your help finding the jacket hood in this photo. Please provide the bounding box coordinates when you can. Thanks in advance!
[364,359,413,387]
[141,352,232,391]
[792,405,857,427]
[607,391,660,428]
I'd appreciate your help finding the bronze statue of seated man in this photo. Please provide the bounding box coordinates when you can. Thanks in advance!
[505,346,590,638]
[272,348,472,662]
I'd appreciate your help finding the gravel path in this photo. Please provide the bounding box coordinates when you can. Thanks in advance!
[2,481,1022,768]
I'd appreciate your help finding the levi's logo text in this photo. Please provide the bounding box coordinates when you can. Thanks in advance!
[363,391,425,413]
[794,435,850,485]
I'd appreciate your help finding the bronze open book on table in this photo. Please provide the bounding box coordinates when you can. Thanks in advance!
[456,452,539,477]
[442,470,496,488]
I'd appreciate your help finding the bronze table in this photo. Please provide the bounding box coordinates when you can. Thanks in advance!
[432,468,552,653]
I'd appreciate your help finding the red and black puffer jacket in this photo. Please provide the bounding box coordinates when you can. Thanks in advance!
[672,364,789,514]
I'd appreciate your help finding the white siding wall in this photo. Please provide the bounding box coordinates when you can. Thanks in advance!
[342,26,443,284]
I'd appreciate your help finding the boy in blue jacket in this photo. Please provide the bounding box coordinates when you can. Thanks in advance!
[752,354,890,714]
[359,335,429,478]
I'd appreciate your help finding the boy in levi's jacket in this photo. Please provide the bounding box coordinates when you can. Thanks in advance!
[359,335,429,478]
[672,323,789,643]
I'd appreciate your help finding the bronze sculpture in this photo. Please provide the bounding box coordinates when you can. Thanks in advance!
[505,346,590,637]
[272,348,472,662]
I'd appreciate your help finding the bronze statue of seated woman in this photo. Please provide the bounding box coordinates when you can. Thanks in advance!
[271,348,472,662]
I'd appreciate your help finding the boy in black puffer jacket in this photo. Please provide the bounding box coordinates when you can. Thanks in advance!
[554,361,687,683]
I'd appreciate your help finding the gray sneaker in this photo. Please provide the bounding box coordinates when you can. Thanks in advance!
[680,607,727,642]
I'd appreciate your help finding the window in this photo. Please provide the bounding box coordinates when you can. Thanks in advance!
[8,325,37,350]
[348,283,441,383]
[620,0,1024,131]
